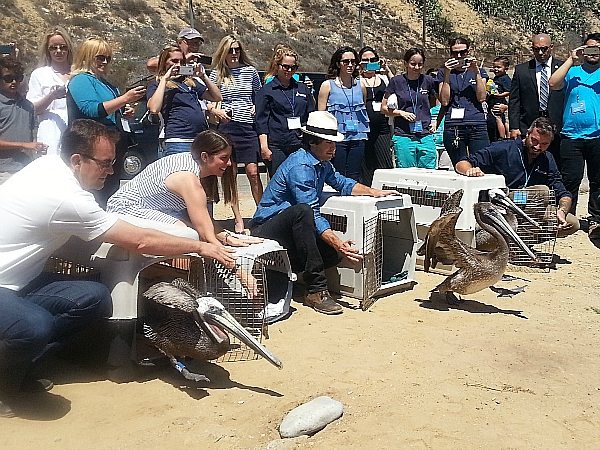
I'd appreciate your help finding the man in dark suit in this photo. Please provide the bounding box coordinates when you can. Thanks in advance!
[509,34,565,160]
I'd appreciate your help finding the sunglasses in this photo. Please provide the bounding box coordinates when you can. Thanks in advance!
[2,74,24,83]
[532,46,550,53]
[361,57,379,63]
[48,44,69,52]
[450,49,469,57]
[95,55,112,63]
[228,47,240,54]
[82,154,116,169]
[340,58,356,65]
[279,63,298,71]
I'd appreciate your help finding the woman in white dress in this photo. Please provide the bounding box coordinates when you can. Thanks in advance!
[26,26,73,156]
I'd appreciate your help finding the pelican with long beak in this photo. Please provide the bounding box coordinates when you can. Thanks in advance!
[419,190,537,304]
[142,278,282,383]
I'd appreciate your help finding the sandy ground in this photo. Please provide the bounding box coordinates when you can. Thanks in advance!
[2,180,599,449]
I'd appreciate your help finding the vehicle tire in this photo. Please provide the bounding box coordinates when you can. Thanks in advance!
[122,150,146,178]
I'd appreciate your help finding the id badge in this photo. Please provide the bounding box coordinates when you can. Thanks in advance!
[450,108,465,120]
[372,101,382,112]
[513,191,527,204]
[571,101,586,114]
[410,120,423,133]
[120,117,131,133]
[287,116,301,130]
[345,120,359,132]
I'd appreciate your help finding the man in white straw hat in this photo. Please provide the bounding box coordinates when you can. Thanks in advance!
[250,111,398,315]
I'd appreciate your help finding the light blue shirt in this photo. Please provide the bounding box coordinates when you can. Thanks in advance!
[561,65,600,139]
[251,147,357,234]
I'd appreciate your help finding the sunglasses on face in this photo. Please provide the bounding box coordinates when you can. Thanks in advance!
[279,63,298,71]
[361,57,379,63]
[48,44,69,52]
[82,154,116,169]
[340,58,356,65]
[228,47,240,54]
[95,55,112,63]
[2,74,24,83]
[532,46,550,53]
[450,49,469,57]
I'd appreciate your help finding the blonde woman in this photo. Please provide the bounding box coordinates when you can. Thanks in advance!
[27,26,74,156]
[67,37,146,205]
[147,44,222,156]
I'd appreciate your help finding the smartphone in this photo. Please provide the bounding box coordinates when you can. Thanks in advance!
[364,62,381,71]
[179,65,194,76]
[583,46,600,56]
[225,109,233,119]
[197,54,212,65]
[0,44,14,55]
[462,57,474,67]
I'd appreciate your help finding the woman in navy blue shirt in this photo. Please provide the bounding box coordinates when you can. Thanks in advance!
[382,47,437,168]
[147,44,222,156]
[437,37,489,170]
[256,47,314,177]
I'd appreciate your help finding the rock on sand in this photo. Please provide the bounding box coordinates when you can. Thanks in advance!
[279,396,344,438]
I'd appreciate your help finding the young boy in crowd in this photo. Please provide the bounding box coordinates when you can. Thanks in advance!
[487,56,511,140]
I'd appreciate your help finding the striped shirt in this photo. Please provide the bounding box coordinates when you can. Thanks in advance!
[209,65,261,124]
[106,153,199,224]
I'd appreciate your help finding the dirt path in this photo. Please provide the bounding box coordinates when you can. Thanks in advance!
[2,193,599,449]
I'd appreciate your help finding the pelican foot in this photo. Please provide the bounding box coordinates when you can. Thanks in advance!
[170,357,211,383]
[445,292,463,305]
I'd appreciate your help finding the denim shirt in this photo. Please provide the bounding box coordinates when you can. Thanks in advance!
[251,148,357,234]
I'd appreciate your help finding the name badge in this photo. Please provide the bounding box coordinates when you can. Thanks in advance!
[287,116,301,130]
[513,191,527,204]
[450,108,465,120]
[345,120,359,132]
[571,101,586,114]
[120,117,131,133]
[372,101,382,112]
[409,120,423,133]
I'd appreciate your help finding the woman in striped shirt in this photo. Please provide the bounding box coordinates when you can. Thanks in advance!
[209,36,263,225]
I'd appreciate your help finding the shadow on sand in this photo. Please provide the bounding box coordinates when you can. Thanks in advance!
[415,292,528,319]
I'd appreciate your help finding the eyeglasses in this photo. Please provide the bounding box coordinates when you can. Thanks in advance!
[340,58,356,65]
[450,49,469,57]
[361,57,379,63]
[1,74,24,83]
[82,155,116,169]
[228,47,240,54]
[278,63,298,71]
[95,55,112,63]
[48,44,69,52]
[532,46,550,53]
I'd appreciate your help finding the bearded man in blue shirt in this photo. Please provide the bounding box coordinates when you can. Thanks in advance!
[250,111,397,315]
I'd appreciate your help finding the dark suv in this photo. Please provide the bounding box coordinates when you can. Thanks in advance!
[122,101,160,179]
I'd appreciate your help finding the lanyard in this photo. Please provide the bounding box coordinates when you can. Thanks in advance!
[405,74,421,112]
[280,86,296,116]
[519,147,535,188]
[338,78,355,116]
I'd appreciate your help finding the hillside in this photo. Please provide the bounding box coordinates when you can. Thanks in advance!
[1,0,599,87]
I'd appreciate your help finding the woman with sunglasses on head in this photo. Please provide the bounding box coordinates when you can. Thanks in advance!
[67,37,146,206]
[26,26,73,157]
[318,46,369,182]
[146,44,222,156]
[437,36,489,172]
[256,46,315,177]
[358,46,392,184]
[382,47,438,169]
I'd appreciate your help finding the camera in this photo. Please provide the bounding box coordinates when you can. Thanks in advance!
[0,44,15,55]
[461,57,474,67]
[583,46,600,56]
[178,65,194,76]
[197,54,212,65]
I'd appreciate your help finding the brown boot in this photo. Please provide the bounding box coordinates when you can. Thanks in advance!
[305,291,343,315]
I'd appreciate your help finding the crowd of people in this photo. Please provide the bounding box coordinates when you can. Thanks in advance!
[0,25,598,417]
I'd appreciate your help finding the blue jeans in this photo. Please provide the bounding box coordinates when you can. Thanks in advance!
[333,140,365,182]
[163,141,192,156]
[0,276,111,393]
[443,124,490,166]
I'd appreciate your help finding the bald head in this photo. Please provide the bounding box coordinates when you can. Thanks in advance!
[531,34,553,63]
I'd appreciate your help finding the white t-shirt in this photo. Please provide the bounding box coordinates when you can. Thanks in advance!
[26,66,69,156]
[0,156,117,290]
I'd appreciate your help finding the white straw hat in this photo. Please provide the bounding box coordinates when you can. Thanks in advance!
[300,111,344,142]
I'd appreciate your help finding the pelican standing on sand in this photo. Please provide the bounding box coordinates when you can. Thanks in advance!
[142,278,282,382]
[418,190,537,304]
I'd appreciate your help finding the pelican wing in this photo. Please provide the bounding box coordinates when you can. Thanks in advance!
[143,282,198,313]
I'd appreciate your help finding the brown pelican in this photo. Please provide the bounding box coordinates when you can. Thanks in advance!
[142,278,282,382]
[475,188,541,251]
[418,190,537,304]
